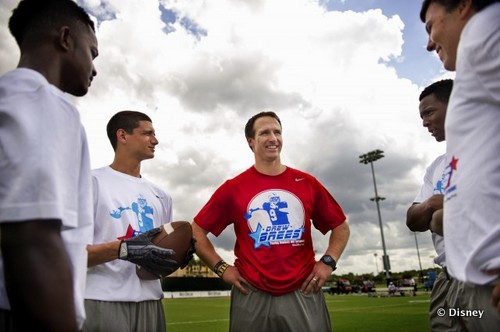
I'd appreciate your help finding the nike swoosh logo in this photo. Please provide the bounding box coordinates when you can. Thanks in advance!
[295,178,305,182]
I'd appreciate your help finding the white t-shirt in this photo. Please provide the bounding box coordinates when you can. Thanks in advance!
[413,154,446,268]
[85,166,173,302]
[444,3,500,284]
[0,68,93,328]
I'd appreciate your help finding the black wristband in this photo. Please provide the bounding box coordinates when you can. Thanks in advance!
[213,260,225,272]
[213,260,229,278]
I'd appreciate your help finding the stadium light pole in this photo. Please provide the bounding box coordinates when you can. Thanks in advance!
[413,232,424,283]
[359,149,391,282]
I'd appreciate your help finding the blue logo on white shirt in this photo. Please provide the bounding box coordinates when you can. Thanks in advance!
[110,194,154,233]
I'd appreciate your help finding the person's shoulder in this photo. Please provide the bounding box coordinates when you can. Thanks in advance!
[286,166,317,182]
[427,154,447,171]
[476,2,500,25]
[0,68,47,96]
[92,166,112,178]
[143,178,172,198]
[227,166,255,182]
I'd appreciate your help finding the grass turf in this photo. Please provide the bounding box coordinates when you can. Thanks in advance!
[163,292,431,332]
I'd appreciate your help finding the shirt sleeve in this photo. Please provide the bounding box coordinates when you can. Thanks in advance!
[310,178,346,235]
[194,181,233,236]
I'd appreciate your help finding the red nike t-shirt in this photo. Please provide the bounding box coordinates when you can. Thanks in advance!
[194,166,346,295]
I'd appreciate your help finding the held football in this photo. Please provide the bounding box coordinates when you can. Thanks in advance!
[136,221,193,280]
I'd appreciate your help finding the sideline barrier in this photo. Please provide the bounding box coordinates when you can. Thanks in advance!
[373,286,415,297]
[164,290,231,299]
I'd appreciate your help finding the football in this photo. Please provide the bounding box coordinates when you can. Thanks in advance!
[136,221,193,280]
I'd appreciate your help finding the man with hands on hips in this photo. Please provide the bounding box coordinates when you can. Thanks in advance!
[192,111,349,332]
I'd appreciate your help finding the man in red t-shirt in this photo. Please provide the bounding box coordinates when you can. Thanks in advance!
[193,111,350,332]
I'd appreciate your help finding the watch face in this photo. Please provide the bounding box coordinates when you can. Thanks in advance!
[323,256,333,264]
[321,255,336,270]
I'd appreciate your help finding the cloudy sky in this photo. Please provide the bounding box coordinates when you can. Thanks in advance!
[0,0,455,276]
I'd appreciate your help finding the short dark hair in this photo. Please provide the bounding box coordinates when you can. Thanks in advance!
[420,0,500,22]
[107,111,152,151]
[8,0,95,47]
[244,111,282,139]
[419,79,453,103]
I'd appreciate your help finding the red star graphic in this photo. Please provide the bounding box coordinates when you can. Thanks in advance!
[450,156,459,171]
[117,225,136,240]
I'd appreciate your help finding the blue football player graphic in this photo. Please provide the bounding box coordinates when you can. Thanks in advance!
[245,193,289,225]
[433,178,444,195]
[109,195,154,233]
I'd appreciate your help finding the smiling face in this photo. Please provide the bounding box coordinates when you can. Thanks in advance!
[423,1,473,71]
[248,116,283,164]
[123,120,158,161]
[419,93,447,142]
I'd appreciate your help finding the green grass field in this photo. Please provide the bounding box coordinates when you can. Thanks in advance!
[163,292,431,332]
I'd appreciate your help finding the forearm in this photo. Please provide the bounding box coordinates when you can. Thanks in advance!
[87,240,121,267]
[324,221,350,261]
[406,194,443,232]
[406,203,433,231]
[1,220,78,332]
[429,209,443,236]
[192,222,223,269]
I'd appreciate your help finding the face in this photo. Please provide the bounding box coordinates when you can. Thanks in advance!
[62,24,98,96]
[123,120,158,161]
[419,93,447,142]
[424,2,464,71]
[248,116,282,163]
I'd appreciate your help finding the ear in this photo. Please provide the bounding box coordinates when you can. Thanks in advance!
[57,26,72,52]
[458,0,474,19]
[116,129,127,145]
[247,137,254,151]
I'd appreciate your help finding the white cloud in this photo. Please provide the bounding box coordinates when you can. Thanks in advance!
[0,0,445,275]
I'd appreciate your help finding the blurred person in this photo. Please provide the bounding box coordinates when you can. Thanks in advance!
[192,111,350,332]
[83,111,192,332]
[0,0,98,330]
[421,0,500,328]
[406,79,462,331]
[388,282,397,297]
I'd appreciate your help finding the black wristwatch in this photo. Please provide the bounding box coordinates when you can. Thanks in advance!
[320,255,337,272]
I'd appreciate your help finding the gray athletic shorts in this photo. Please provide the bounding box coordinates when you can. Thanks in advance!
[429,270,462,331]
[229,286,332,332]
[450,281,500,332]
[82,299,166,332]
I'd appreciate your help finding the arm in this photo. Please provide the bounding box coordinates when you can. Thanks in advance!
[192,222,255,295]
[1,220,78,332]
[87,229,177,277]
[301,221,350,294]
[493,280,500,314]
[487,268,500,314]
[429,208,443,236]
[406,194,443,232]
[87,240,121,267]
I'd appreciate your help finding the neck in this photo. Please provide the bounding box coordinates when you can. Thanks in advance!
[110,157,142,178]
[18,50,61,89]
[254,160,286,176]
